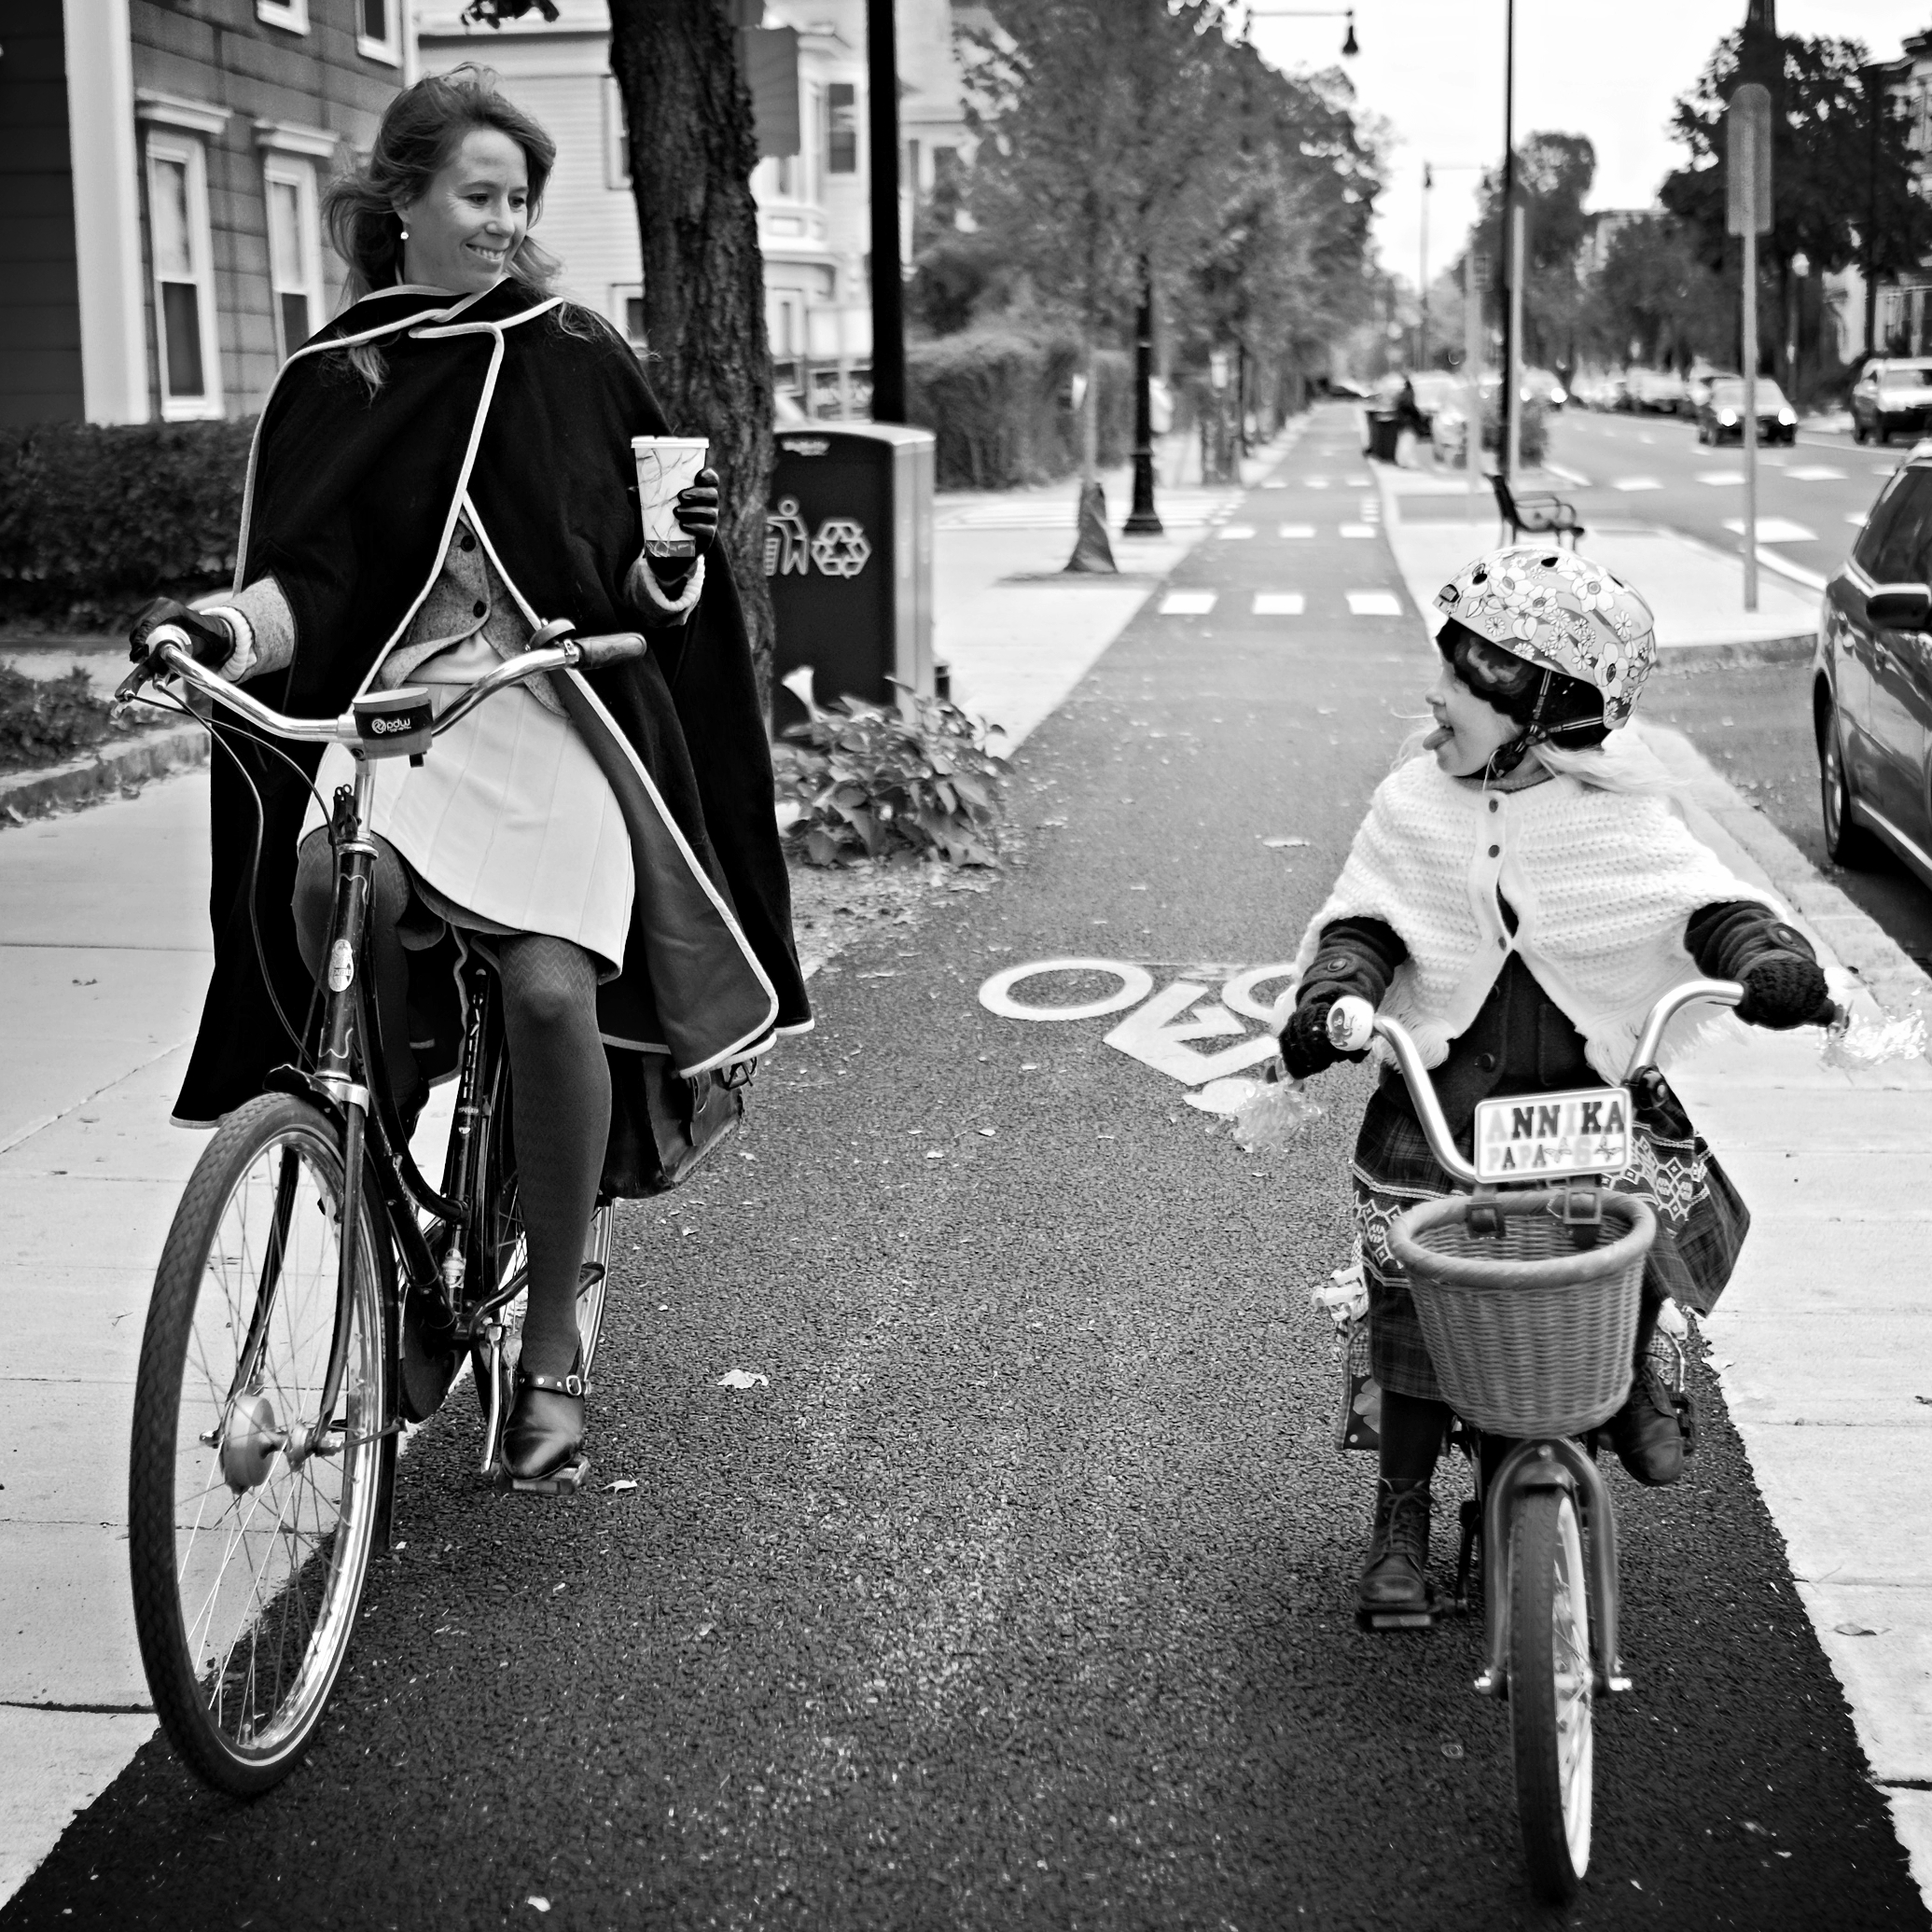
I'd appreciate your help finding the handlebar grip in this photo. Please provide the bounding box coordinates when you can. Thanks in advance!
[570,631,648,671]
[1327,994,1375,1054]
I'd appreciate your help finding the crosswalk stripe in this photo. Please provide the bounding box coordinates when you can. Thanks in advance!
[1845,511,1868,526]
[1696,471,1745,486]
[1304,478,1330,489]
[1252,593,1306,616]
[1786,466,1846,481]
[1218,525,1257,540]
[1723,517,1816,544]
[1346,591,1403,617]
[1278,523,1315,538]
[1610,477,1662,492]
[1340,523,1376,538]
[1161,591,1216,616]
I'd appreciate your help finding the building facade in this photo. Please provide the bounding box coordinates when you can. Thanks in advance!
[416,0,967,420]
[3,0,408,429]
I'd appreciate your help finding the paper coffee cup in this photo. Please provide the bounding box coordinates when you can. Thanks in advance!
[632,436,710,558]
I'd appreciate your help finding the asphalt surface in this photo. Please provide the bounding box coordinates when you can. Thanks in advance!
[7,410,1925,1930]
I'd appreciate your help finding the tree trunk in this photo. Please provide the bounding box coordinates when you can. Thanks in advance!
[608,0,775,697]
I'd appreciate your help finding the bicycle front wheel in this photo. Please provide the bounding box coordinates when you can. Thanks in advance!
[128,1093,393,1797]
[1508,1487,1594,1901]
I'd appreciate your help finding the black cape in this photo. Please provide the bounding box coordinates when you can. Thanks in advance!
[178,279,811,1171]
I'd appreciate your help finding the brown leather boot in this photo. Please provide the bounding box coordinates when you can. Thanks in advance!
[1356,1477,1434,1627]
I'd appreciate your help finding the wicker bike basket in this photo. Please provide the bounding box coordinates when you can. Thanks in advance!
[1387,1188,1658,1438]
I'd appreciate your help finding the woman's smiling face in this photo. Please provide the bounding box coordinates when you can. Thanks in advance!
[397,126,530,295]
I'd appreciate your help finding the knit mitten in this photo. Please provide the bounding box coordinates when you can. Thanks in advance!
[1735,953,1831,1030]
[1280,997,1343,1079]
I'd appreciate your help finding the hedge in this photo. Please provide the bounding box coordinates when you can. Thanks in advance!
[0,420,254,631]
[906,327,1133,490]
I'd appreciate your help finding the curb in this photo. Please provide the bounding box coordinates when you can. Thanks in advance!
[0,721,207,825]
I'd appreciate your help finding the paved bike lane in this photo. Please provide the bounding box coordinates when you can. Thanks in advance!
[7,413,1925,1929]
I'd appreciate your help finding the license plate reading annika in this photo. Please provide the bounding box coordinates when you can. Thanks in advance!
[1473,1086,1633,1183]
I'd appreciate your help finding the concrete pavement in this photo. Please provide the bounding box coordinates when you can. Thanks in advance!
[3,406,1929,1911]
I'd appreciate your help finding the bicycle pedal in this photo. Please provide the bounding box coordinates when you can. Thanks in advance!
[496,1455,591,1497]
[1356,1605,1437,1632]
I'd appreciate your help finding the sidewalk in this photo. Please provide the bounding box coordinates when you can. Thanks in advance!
[0,438,1279,1902]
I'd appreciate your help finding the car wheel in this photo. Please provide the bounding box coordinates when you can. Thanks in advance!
[1818,700,1882,869]
[1881,424,1892,446]
[1854,420,1869,445]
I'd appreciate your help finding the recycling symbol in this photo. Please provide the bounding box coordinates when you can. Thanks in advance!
[809,518,872,579]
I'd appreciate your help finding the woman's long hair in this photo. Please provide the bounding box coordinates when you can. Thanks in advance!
[319,65,569,386]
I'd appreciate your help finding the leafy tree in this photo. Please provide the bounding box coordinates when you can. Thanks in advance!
[1661,29,1932,377]
[464,0,776,679]
[1472,132,1595,373]
[1579,212,1731,370]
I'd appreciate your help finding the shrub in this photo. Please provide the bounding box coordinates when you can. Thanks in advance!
[0,664,118,772]
[0,419,253,631]
[772,674,1010,868]
[906,325,1133,489]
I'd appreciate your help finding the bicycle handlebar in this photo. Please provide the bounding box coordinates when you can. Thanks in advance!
[1325,979,1755,1189]
[116,620,648,751]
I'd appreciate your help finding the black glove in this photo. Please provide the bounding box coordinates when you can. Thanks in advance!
[1280,996,1344,1080]
[1735,952,1833,1030]
[129,597,231,668]
[671,466,721,556]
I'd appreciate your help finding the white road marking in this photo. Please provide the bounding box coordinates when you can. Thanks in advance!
[1262,480,1287,488]
[1611,476,1663,492]
[1846,511,1868,526]
[1757,549,1830,591]
[1543,462,1592,487]
[1346,591,1403,617]
[1786,466,1847,481]
[1304,478,1330,489]
[1218,525,1257,540]
[1160,590,1216,616]
[1697,471,1746,486]
[1278,523,1316,538]
[1252,592,1306,615]
[1104,981,1281,1085]
[978,959,1153,1022]
[1723,517,1817,544]
[1339,523,1377,538]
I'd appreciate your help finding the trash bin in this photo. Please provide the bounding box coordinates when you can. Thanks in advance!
[1365,410,1402,462]
[766,423,934,737]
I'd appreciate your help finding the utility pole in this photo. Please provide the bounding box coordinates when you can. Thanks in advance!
[1730,81,1772,615]
[1419,162,1431,368]
[867,0,905,422]
[1124,254,1163,535]
[1497,0,1517,488]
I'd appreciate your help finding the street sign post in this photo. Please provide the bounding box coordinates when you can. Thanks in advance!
[1729,83,1772,613]
[1466,248,1485,517]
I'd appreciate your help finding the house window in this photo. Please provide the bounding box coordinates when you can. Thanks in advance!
[356,0,402,65]
[256,0,310,32]
[146,134,222,418]
[614,287,646,350]
[827,82,858,174]
[604,76,631,190]
[263,157,322,358]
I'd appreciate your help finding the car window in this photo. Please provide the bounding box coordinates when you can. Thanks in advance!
[1855,468,1932,582]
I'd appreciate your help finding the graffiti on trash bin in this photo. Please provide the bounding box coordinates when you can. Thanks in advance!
[763,497,872,580]
[976,956,1298,1105]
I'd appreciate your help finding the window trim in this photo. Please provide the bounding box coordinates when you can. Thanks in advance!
[256,0,311,34]
[604,76,631,191]
[261,153,323,363]
[144,131,224,421]
[355,0,402,66]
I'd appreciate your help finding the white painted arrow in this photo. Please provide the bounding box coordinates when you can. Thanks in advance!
[1103,980,1282,1085]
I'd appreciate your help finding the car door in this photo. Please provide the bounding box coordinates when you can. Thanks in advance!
[1849,467,1932,842]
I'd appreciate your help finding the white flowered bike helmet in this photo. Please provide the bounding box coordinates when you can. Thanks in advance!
[1434,546,1657,730]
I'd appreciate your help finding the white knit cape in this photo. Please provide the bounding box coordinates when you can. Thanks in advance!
[1286,754,1781,1083]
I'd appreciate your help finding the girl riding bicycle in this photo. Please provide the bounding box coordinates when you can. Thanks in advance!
[129,69,809,1488]
[1276,545,1830,1625]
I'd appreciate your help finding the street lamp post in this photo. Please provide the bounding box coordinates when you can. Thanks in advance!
[867,0,905,423]
[1498,0,1517,484]
[1419,160,1481,372]
[1244,5,1359,58]
[1123,254,1163,535]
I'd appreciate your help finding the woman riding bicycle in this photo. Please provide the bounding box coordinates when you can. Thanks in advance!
[1275,546,1830,1624]
[128,69,810,1487]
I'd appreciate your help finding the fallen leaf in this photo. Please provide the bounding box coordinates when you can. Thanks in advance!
[1834,1621,1886,1636]
[1260,835,1311,849]
[527,1899,551,1915]
[925,1149,945,1160]
[1440,1741,1464,1759]
[717,1369,770,1390]
[977,1127,996,1138]
[602,1479,637,1494]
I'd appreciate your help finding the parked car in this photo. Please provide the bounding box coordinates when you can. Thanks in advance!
[1694,374,1798,445]
[1522,367,1567,410]
[1851,358,1932,445]
[1814,452,1932,886]
[1620,368,1690,415]
[1685,362,1733,414]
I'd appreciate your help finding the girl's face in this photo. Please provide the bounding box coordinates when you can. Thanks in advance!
[1426,653,1529,778]
[396,126,531,295]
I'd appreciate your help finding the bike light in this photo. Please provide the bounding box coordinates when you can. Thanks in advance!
[354,686,434,760]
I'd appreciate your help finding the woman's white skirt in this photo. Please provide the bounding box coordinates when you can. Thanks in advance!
[302,679,635,972]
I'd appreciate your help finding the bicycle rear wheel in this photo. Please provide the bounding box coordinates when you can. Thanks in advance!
[1508,1487,1594,1900]
[128,1093,393,1797]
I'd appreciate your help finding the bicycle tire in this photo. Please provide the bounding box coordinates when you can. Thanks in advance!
[1508,1487,1594,1901]
[128,1093,393,1797]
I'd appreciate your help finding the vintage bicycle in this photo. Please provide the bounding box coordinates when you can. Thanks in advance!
[1327,978,1838,1903]
[115,619,663,1797]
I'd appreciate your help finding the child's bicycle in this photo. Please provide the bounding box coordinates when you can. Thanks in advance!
[1327,978,1839,1904]
[113,620,654,1798]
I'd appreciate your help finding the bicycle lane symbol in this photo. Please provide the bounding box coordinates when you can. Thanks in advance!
[975,956,1297,1105]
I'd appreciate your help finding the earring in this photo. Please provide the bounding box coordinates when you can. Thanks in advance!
[399,226,410,240]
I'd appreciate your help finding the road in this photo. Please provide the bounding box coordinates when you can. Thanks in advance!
[6,417,1924,1930]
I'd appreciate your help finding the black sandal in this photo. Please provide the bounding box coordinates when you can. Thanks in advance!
[500,1356,589,1491]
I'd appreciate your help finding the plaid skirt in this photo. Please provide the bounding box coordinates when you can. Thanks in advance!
[1352,1077,1750,1404]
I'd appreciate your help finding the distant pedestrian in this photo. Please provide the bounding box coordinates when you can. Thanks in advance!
[130,65,810,1486]
[1273,546,1831,1625]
